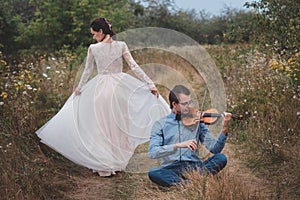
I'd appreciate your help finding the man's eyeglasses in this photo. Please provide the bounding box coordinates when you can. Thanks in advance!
[178,100,193,106]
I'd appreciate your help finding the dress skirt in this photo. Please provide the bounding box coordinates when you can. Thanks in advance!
[36,72,170,172]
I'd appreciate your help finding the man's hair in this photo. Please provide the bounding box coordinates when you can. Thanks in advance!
[168,85,190,109]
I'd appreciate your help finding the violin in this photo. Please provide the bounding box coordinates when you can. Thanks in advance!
[182,107,243,126]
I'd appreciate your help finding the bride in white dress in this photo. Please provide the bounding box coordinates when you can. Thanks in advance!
[36,18,170,177]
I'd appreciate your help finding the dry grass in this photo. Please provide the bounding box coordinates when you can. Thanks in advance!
[0,44,299,199]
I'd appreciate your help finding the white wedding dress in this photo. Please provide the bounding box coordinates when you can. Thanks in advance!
[36,41,170,176]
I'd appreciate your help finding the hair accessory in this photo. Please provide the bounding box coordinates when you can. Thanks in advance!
[104,18,112,31]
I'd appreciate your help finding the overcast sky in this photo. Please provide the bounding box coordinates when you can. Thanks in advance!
[173,0,249,15]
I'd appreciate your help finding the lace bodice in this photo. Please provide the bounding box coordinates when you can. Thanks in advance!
[77,41,155,89]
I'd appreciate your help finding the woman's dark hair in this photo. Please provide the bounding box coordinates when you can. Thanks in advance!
[90,18,116,37]
[169,85,190,109]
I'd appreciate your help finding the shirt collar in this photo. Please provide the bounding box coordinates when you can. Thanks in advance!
[168,112,181,121]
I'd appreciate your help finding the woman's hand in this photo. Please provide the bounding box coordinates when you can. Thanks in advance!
[74,88,81,96]
[150,87,159,98]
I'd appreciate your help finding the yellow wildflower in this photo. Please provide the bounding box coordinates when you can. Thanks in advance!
[285,66,291,72]
[1,92,8,99]
[1,60,7,66]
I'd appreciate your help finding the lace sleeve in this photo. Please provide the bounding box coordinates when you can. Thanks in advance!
[77,46,94,89]
[122,42,155,88]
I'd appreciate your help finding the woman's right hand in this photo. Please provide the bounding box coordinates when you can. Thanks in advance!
[74,88,81,95]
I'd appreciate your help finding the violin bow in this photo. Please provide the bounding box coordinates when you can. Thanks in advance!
[195,87,208,143]
[200,87,207,112]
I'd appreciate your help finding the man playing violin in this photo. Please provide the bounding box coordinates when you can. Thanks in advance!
[148,85,232,187]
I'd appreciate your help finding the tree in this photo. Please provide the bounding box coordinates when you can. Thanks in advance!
[0,0,35,54]
[2,0,139,54]
[245,0,300,86]
[245,0,300,58]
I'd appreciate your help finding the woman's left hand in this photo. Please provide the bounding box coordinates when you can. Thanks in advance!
[150,87,159,98]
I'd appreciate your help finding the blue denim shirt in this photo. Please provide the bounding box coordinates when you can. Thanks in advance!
[148,112,228,167]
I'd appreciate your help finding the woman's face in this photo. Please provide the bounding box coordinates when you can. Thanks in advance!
[90,28,105,42]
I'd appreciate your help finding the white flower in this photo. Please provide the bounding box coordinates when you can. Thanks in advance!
[297,112,300,116]
[46,66,51,69]
[26,84,32,90]
[274,143,279,147]
[0,102,4,106]
[42,73,48,78]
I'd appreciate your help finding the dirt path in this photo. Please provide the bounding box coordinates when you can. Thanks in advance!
[64,169,115,200]
[222,143,273,199]
[63,143,273,199]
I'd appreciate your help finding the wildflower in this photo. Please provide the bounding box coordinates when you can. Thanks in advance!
[285,66,291,72]
[0,59,7,65]
[26,84,32,90]
[1,91,8,99]
[42,73,48,78]
[51,57,56,61]
[297,112,300,116]
[46,66,51,70]
[0,102,4,106]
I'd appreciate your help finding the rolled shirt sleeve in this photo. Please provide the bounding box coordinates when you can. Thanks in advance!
[198,123,228,154]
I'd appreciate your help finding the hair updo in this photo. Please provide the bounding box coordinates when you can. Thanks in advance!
[90,18,116,37]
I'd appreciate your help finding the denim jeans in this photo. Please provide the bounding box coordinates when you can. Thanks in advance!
[148,153,227,187]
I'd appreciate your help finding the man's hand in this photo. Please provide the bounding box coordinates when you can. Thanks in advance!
[221,112,232,135]
[174,139,197,151]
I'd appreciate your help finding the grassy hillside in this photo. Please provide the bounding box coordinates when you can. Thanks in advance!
[0,44,299,199]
